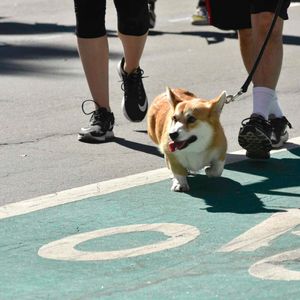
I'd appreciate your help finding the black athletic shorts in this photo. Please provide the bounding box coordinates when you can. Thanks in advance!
[206,0,291,30]
[74,0,149,38]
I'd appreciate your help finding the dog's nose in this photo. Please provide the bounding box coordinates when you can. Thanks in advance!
[169,132,179,140]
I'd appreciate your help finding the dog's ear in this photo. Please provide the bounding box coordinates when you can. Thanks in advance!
[166,86,181,109]
[211,91,227,115]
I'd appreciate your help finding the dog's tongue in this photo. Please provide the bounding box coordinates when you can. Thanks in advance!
[169,141,176,152]
[168,141,186,152]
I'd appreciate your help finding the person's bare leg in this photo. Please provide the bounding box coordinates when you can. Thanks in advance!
[77,36,110,110]
[238,13,283,88]
[238,28,253,74]
[238,12,288,158]
[238,13,284,118]
[118,32,148,73]
[251,12,284,89]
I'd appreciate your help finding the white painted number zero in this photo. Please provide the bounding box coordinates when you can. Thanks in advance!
[38,223,200,261]
[38,210,300,281]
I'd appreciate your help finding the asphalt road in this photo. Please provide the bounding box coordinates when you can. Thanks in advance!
[1,0,300,205]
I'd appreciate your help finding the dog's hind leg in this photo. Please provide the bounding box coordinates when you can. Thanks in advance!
[205,159,225,177]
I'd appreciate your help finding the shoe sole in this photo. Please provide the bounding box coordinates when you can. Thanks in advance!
[238,128,272,159]
[78,131,114,143]
[121,96,148,123]
[191,18,209,25]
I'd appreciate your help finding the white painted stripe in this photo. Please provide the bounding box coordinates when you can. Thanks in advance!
[218,209,300,252]
[0,168,170,220]
[0,136,299,220]
[168,17,191,23]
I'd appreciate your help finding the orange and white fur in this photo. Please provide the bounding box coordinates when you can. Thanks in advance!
[147,87,227,192]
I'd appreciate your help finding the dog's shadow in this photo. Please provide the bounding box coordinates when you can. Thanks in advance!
[187,145,300,214]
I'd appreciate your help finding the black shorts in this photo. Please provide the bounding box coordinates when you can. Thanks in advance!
[74,0,149,38]
[206,0,291,30]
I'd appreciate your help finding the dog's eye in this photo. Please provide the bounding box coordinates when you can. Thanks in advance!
[187,116,196,123]
[172,116,177,122]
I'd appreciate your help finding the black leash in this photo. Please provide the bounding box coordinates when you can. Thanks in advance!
[225,0,285,104]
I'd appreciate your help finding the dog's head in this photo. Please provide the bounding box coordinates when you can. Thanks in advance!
[166,87,227,152]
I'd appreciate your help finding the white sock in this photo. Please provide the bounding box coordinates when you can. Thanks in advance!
[268,91,283,118]
[252,86,276,119]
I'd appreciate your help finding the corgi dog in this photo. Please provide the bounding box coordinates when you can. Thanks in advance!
[147,87,227,192]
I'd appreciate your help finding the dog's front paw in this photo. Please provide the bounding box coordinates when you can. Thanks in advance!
[171,177,190,192]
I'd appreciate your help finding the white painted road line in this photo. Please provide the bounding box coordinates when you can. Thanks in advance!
[0,136,299,220]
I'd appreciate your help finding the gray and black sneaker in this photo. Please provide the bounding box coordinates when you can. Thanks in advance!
[238,114,273,159]
[269,115,292,149]
[117,57,148,122]
[191,5,209,25]
[78,100,115,143]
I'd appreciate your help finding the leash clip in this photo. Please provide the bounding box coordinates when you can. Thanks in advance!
[225,89,244,104]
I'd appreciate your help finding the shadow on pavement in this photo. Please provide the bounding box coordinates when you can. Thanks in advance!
[0,22,75,35]
[0,21,118,37]
[188,175,284,214]
[149,29,300,46]
[149,29,237,44]
[114,137,163,158]
[187,145,300,214]
[0,44,79,75]
[79,136,163,158]
[0,21,119,75]
[0,44,120,75]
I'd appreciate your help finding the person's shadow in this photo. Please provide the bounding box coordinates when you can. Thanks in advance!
[149,29,300,46]
[187,145,300,214]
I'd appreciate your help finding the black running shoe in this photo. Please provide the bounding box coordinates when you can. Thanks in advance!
[269,115,292,149]
[148,0,156,29]
[78,100,115,143]
[117,57,148,122]
[238,114,272,159]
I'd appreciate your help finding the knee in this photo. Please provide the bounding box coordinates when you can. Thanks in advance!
[254,12,283,43]
[118,6,149,36]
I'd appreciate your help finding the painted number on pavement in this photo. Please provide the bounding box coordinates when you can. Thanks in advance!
[38,209,300,281]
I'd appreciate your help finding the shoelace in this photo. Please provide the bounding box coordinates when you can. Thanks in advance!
[241,116,271,127]
[81,100,112,127]
[241,116,273,135]
[120,68,147,100]
[81,99,99,116]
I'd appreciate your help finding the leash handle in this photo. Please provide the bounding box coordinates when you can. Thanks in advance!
[226,0,285,103]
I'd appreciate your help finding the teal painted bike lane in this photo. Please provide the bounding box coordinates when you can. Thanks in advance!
[0,146,300,300]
